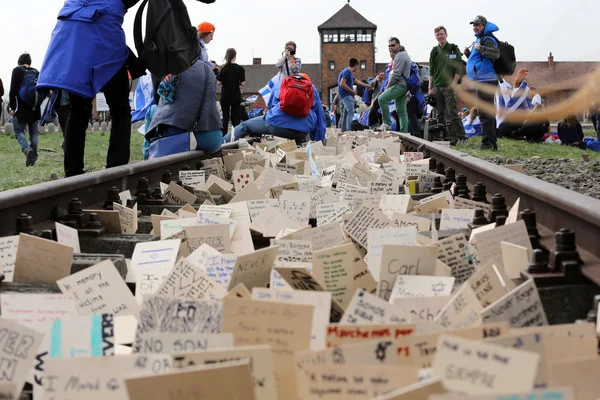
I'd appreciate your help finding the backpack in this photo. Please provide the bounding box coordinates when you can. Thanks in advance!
[18,67,40,108]
[133,0,201,78]
[401,63,422,94]
[482,34,516,76]
[279,75,314,118]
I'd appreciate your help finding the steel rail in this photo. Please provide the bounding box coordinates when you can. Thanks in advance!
[0,143,241,237]
[397,133,600,285]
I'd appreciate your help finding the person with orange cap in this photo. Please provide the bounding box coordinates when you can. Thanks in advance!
[197,22,215,69]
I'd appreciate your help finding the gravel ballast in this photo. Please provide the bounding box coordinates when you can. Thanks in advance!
[484,156,600,200]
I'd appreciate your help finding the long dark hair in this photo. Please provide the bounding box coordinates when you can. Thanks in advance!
[224,48,237,65]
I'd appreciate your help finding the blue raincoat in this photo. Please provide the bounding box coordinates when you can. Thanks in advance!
[37,0,129,99]
[466,22,500,82]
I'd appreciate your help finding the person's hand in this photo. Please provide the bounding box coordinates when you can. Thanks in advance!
[474,43,481,50]
[353,90,358,96]
[9,110,14,116]
[464,47,469,54]
[428,88,434,95]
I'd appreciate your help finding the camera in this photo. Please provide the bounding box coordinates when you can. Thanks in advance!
[286,47,296,56]
[425,95,436,108]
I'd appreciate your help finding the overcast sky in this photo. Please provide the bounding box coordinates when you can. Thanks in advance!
[1,0,599,97]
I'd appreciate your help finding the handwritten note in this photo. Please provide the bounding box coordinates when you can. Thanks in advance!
[49,314,115,359]
[136,332,233,354]
[57,259,139,317]
[44,354,173,400]
[391,213,431,232]
[296,364,418,399]
[131,239,180,302]
[156,257,226,300]
[172,345,277,400]
[164,181,198,205]
[132,296,222,352]
[434,284,483,330]
[185,224,231,253]
[222,298,313,399]
[390,275,455,299]
[312,243,355,308]
[295,340,399,371]
[439,209,475,230]
[13,233,73,284]
[344,206,391,248]
[0,317,43,399]
[113,202,138,234]
[466,262,508,308]
[280,191,311,225]
[0,236,19,282]
[252,288,331,350]
[474,220,532,269]
[481,279,548,328]
[55,222,81,253]
[179,170,205,189]
[433,334,540,394]
[228,246,279,290]
[125,362,255,400]
[366,227,418,281]
[377,244,437,301]
[251,207,305,237]
[436,233,476,284]
[341,288,409,325]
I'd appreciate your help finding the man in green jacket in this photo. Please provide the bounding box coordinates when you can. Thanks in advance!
[428,25,467,143]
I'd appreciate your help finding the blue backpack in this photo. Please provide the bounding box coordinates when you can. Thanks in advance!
[401,63,422,94]
[18,67,40,108]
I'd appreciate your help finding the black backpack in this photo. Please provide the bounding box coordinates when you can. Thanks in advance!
[134,0,201,78]
[18,67,40,108]
[482,34,516,76]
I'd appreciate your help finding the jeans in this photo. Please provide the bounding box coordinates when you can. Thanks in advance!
[475,80,498,149]
[14,118,39,157]
[222,116,307,145]
[379,83,408,132]
[64,64,131,177]
[142,104,223,160]
[434,86,466,140]
[340,95,354,132]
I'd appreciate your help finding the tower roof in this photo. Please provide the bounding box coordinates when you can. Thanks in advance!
[317,4,377,31]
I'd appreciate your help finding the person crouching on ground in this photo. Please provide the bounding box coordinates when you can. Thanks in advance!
[223,73,325,145]
[142,59,222,159]
[557,114,586,150]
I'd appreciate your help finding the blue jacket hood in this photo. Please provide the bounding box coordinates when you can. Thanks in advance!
[477,21,499,37]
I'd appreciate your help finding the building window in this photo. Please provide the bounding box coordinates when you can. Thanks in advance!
[356,29,373,42]
[322,30,339,43]
[329,61,336,70]
[339,29,356,42]
[360,60,367,70]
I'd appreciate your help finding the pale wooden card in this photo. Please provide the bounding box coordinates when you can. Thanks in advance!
[13,233,73,284]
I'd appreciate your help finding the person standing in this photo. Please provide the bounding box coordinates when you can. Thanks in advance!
[428,26,466,143]
[378,38,412,132]
[0,78,4,122]
[337,58,370,132]
[37,0,147,177]
[218,48,246,136]
[9,53,40,167]
[197,22,216,69]
[464,15,500,150]
[276,41,301,79]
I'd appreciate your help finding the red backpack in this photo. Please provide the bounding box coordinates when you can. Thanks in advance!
[279,75,314,118]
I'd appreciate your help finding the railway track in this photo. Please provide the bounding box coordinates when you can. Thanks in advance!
[397,133,600,288]
[0,134,599,323]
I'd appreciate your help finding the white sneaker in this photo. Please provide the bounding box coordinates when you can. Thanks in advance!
[376,123,392,132]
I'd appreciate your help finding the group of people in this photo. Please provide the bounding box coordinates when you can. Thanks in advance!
[5,5,597,176]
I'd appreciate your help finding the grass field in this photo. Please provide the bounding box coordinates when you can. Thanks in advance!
[0,129,598,191]
[0,131,146,191]
[453,135,600,161]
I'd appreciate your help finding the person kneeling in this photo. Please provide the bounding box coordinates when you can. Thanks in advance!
[223,73,326,145]
[143,60,222,160]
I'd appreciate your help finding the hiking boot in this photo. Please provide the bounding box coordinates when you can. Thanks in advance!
[25,148,35,167]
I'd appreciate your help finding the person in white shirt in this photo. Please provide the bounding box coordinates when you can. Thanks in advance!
[276,41,301,79]
[531,86,542,106]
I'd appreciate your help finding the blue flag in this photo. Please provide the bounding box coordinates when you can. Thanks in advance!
[131,74,155,122]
